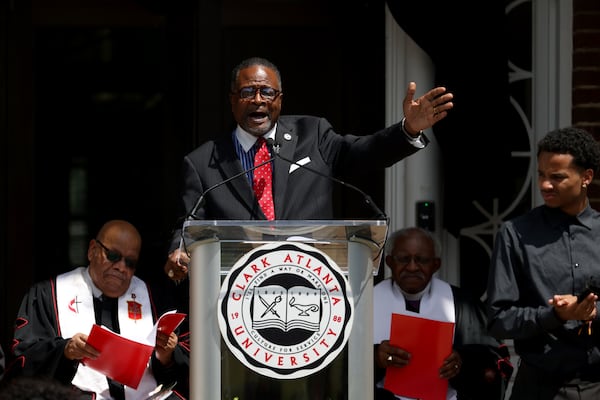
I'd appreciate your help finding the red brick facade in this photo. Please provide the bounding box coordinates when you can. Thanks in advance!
[573,0,600,206]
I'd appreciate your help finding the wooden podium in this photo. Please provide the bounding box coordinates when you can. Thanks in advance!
[182,219,387,400]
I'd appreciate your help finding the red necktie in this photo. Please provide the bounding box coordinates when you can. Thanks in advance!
[253,137,275,220]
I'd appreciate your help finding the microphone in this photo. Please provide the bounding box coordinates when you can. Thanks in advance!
[267,138,388,221]
[187,151,274,220]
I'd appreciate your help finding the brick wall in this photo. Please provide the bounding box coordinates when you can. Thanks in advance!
[573,0,600,206]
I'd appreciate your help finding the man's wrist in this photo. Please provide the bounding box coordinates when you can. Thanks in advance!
[401,117,423,138]
[401,118,426,149]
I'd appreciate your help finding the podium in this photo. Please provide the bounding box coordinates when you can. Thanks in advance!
[182,219,387,400]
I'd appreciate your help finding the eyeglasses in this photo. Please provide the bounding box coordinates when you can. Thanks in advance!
[95,239,137,269]
[234,86,281,101]
[391,255,433,267]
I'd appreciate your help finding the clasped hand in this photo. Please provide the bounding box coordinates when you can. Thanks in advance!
[549,292,598,322]
[377,339,461,379]
[165,247,190,282]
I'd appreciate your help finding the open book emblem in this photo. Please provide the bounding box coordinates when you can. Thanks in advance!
[218,242,354,379]
[254,287,321,331]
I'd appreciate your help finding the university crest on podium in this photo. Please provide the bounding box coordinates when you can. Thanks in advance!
[217,241,354,379]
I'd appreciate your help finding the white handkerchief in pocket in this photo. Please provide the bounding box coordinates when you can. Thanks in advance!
[289,156,311,173]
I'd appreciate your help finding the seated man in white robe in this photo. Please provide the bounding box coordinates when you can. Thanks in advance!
[373,227,512,400]
[8,219,189,400]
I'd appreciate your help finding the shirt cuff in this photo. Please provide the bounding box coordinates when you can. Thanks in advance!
[402,117,426,149]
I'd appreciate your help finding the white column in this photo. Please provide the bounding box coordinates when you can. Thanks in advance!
[531,0,572,207]
[189,240,221,400]
[384,5,453,282]
[347,240,375,400]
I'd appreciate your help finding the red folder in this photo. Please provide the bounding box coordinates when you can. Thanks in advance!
[383,313,454,400]
[156,311,186,335]
[83,324,153,389]
[83,311,186,389]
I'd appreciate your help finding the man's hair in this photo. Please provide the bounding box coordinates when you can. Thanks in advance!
[0,376,80,400]
[230,57,282,92]
[384,226,441,258]
[537,126,600,174]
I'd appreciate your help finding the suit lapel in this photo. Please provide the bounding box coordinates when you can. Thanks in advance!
[214,136,256,210]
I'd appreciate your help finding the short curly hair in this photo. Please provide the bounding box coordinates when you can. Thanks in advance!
[230,57,282,92]
[537,126,600,175]
[0,376,81,400]
[384,226,441,258]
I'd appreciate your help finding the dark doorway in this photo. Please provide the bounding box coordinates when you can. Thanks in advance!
[1,0,387,371]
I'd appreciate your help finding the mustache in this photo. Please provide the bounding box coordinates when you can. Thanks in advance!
[399,271,426,280]
[105,271,125,280]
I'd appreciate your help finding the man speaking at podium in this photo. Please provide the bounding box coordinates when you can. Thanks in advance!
[162,56,453,399]
[164,56,454,281]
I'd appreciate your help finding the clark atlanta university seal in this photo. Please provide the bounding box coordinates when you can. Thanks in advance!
[217,242,354,379]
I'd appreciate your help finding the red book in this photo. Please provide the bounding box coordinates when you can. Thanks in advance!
[384,313,454,400]
[83,324,153,389]
[83,311,186,389]
[156,311,186,336]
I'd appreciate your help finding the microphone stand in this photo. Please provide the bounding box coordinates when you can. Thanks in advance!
[268,139,388,221]
[186,156,274,220]
[268,139,390,275]
[179,155,275,266]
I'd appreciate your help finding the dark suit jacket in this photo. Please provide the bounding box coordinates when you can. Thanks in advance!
[170,115,424,249]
